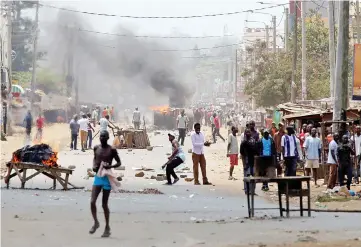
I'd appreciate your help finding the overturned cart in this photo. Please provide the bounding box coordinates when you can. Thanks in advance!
[113,129,151,149]
[5,144,83,190]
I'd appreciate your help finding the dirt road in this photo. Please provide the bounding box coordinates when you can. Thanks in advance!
[2,129,361,247]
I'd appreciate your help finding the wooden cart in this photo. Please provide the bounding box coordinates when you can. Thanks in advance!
[5,162,84,190]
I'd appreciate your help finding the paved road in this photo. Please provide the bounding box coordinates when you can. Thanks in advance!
[2,131,361,247]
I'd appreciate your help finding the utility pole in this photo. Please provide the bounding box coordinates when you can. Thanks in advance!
[290,1,298,103]
[272,15,277,53]
[301,0,307,100]
[356,0,360,44]
[65,25,75,117]
[332,1,350,131]
[234,49,238,104]
[265,25,269,52]
[328,1,336,98]
[30,1,39,111]
[285,8,289,52]
[5,1,13,135]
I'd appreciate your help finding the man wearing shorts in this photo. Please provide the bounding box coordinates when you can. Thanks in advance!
[90,130,121,238]
[304,128,322,186]
[227,126,239,180]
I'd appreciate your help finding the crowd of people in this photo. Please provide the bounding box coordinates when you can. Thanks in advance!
[170,108,360,193]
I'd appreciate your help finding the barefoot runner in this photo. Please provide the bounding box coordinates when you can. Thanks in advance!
[90,130,121,237]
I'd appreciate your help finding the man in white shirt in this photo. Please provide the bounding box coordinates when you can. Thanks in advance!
[132,107,141,130]
[99,115,113,132]
[176,109,189,146]
[191,123,212,185]
[350,126,361,184]
[281,126,299,176]
[327,133,339,189]
[78,114,90,152]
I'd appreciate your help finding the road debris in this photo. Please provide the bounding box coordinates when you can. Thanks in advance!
[185,178,194,182]
[135,171,145,177]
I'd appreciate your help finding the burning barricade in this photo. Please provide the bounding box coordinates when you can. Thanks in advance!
[11,144,59,167]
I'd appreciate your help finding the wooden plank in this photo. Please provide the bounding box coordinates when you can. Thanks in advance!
[21,169,27,189]
[13,165,23,182]
[51,171,66,189]
[25,168,46,182]
[64,173,69,190]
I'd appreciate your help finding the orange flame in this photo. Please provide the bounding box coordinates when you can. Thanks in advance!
[42,152,58,167]
[149,105,170,113]
[11,154,20,163]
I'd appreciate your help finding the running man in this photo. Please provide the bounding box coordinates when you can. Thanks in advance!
[90,130,121,238]
[162,132,185,185]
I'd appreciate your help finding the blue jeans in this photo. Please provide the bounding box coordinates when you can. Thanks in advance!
[284,157,297,176]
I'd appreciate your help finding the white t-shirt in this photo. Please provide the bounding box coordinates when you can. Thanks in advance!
[351,134,361,156]
[99,118,108,131]
[228,134,239,154]
[78,118,89,131]
[281,135,298,157]
[327,140,338,164]
[177,114,188,129]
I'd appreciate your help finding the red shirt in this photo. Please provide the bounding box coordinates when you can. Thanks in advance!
[214,116,220,129]
[299,132,306,148]
[36,117,44,129]
[102,110,107,117]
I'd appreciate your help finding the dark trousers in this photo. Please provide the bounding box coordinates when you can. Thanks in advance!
[212,128,225,143]
[70,134,78,150]
[178,128,186,146]
[166,157,183,184]
[338,164,353,190]
[244,164,255,193]
[134,122,140,130]
[284,157,297,176]
[87,130,93,149]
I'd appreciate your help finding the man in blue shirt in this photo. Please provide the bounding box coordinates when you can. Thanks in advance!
[259,129,276,191]
[304,128,322,186]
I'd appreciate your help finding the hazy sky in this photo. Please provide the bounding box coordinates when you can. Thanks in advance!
[40,0,288,37]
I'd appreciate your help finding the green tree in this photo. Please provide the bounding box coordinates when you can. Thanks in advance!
[242,13,331,107]
[11,1,37,71]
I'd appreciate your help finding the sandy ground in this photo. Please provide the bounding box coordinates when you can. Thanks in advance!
[1,125,361,247]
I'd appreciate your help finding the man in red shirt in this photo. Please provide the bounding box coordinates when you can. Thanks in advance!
[35,114,45,142]
[212,113,225,143]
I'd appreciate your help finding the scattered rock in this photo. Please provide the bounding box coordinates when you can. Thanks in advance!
[180,175,187,178]
[297,236,318,243]
[116,176,122,181]
[182,167,190,171]
[115,166,125,170]
[150,175,157,179]
[258,244,267,247]
[154,131,161,135]
[166,153,171,156]
[188,149,192,153]
[156,176,164,181]
[128,149,133,152]
[40,211,43,214]
[146,146,153,151]
[185,178,194,182]
[14,215,19,219]
[144,177,149,179]
[68,165,76,169]
[135,172,145,177]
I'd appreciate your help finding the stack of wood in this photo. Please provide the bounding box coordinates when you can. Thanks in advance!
[113,129,150,149]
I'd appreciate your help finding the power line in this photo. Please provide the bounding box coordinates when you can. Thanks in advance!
[40,3,288,19]
[78,27,267,40]
[78,28,233,39]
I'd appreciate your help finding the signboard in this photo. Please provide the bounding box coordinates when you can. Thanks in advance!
[352,44,361,100]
